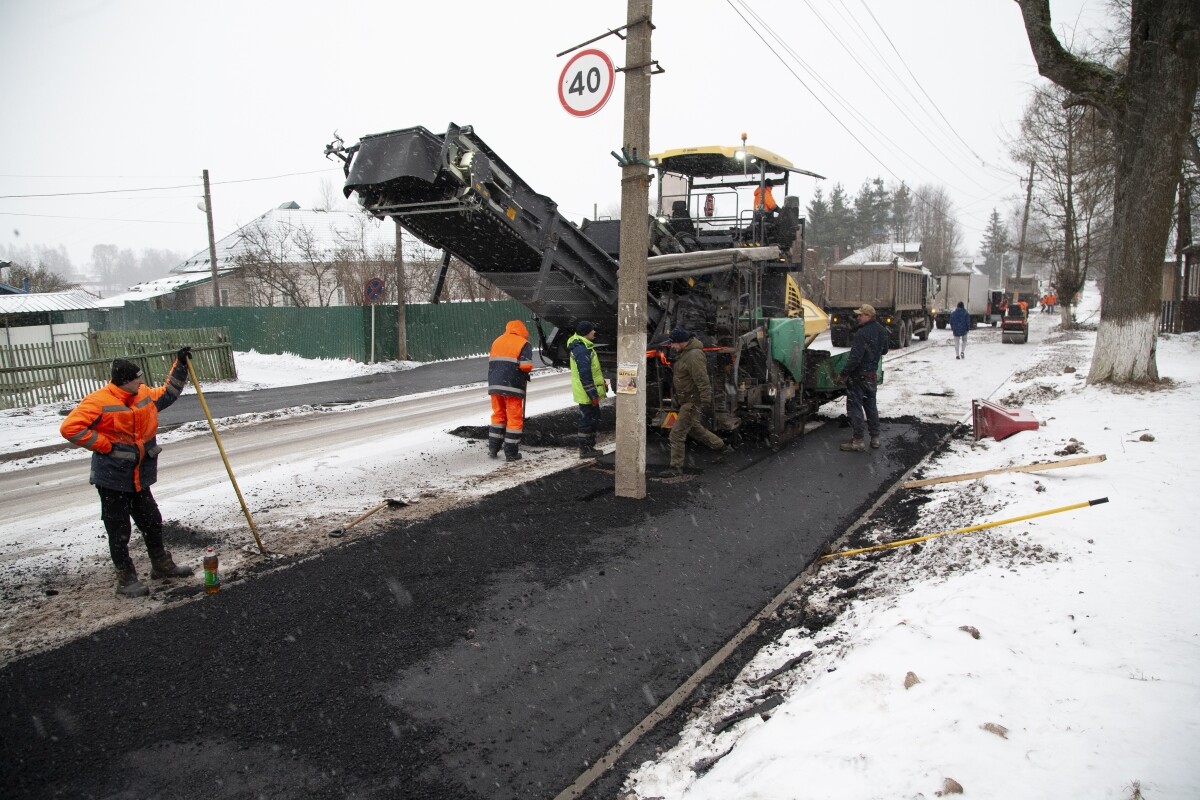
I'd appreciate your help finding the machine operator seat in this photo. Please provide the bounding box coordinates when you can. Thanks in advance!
[669,200,696,235]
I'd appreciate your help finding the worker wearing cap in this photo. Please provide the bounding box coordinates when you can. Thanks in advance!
[567,320,607,459]
[663,327,732,475]
[835,304,888,452]
[487,320,534,461]
[60,350,196,597]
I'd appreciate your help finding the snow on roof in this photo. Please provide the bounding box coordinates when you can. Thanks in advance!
[836,242,923,266]
[0,290,99,314]
[94,271,236,308]
[173,205,397,275]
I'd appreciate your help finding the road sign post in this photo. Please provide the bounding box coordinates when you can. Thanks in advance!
[364,278,385,364]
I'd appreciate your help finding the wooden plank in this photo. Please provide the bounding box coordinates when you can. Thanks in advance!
[903,454,1107,489]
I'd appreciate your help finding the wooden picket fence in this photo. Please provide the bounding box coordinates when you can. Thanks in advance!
[0,327,236,409]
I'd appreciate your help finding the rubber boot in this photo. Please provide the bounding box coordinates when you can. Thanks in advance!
[505,450,522,462]
[149,550,194,579]
[870,436,881,449]
[579,434,601,459]
[115,568,149,598]
[840,438,865,452]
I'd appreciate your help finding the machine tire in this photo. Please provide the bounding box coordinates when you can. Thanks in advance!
[917,316,930,341]
[936,319,947,330]
[902,320,912,348]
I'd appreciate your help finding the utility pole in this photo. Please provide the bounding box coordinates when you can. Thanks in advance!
[614,0,653,499]
[202,169,221,306]
[1014,159,1035,279]
[395,221,408,359]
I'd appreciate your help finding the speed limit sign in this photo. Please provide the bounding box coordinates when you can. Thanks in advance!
[558,48,615,118]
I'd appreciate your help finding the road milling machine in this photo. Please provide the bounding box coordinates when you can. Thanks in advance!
[329,123,871,445]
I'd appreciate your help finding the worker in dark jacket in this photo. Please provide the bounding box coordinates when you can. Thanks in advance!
[836,304,888,452]
[949,301,971,359]
[487,320,534,461]
[60,351,195,597]
[567,320,607,459]
[663,327,731,475]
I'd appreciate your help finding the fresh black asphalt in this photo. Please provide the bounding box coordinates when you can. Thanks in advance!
[1,365,947,798]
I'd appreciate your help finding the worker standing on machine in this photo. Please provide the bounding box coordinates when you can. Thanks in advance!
[662,327,733,476]
[487,320,533,461]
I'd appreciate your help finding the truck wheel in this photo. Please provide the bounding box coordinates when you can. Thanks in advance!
[902,321,912,348]
[917,317,930,341]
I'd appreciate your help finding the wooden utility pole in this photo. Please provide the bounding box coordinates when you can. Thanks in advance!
[614,0,653,499]
[202,169,221,307]
[394,221,408,359]
[1014,159,1035,279]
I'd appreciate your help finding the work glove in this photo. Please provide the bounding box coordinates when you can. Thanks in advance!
[834,374,845,385]
[591,396,600,406]
[176,346,192,362]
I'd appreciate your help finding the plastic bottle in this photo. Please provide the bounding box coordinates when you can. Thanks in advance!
[203,547,220,594]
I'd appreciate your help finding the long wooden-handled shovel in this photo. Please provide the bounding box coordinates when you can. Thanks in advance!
[186,359,266,555]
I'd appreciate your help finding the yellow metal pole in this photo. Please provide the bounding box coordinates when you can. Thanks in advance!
[821,497,1109,561]
[186,359,266,555]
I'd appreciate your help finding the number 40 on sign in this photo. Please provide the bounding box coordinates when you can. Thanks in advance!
[558,49,615,118]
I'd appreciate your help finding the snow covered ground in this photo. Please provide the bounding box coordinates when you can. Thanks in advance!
[624,287,1200,800]
[2,285,1197,799]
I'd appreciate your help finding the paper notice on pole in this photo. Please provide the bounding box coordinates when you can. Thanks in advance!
[616,362,639,394]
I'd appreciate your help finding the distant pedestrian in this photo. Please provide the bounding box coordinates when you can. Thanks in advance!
[568,320,607,459]
[60,350,196,597]
[487,320,533,461]
[835,305,888,452]
[949,301,970,359]
[662,327,731,475]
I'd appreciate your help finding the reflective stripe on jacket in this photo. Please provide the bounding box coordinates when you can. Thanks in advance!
[487,320,533,397]
[671,338,712,406]
[59,358,188,492]
[567,333,607,404]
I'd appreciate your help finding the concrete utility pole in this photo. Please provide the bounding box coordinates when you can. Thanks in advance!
[1014,159,1035,279]
[395,221,408,359]
[614,0,653,499]
[202,169,221,307]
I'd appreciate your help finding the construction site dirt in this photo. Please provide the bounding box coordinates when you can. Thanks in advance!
[0,407,949,800]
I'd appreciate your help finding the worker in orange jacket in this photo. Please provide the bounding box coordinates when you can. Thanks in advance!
[60,350,195,597]
[487,321,534,461]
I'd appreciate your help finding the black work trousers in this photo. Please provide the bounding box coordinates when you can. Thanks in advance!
[97,486,165,572]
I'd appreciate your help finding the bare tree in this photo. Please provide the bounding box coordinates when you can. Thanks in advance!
[4,261,75,292]
[911,184,961,275]
[234,219,341,307]
[1011,82,1115,327]
[1017,0,1200,383]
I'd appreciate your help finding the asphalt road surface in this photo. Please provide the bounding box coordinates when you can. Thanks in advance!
[0,402,946,799]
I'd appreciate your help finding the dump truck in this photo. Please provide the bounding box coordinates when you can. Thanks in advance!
[1004,275,1040,309]
[330,123,863,445]
[934,266,991,329]
[826,261,934,349]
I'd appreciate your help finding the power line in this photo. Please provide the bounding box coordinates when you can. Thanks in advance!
[0,211,194,224]
[0,167,340,200]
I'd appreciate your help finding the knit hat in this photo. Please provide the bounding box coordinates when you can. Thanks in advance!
[111,359,142,385]
[576,320,596,336]
[668,327,690,343]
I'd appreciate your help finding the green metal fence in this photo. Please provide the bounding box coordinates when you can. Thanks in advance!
[68,301,541,363]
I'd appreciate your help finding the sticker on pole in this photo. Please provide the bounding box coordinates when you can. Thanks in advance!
[558,49,615,118]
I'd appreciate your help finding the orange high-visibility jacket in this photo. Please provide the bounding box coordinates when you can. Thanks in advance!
[753,185,777,212]
[60,359,187,492]
[487,320,533,397]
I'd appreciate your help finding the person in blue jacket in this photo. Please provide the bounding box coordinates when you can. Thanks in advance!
[949,301,971,360]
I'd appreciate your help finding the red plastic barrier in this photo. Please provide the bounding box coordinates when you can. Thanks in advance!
[972,399,1040,441]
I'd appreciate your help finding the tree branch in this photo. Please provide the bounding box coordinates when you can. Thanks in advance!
[1016,0,1123,115]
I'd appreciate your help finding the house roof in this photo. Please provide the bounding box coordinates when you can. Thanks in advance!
[95,270,236,308]
[173,204,396,275]
[836,242,923,267]
[0,290,100,314]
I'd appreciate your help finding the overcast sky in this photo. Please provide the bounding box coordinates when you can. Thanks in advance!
[0,0,1112,273]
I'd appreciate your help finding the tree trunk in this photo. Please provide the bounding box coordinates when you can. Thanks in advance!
[1018,0,1200,384]
[1089,0,1197,383]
